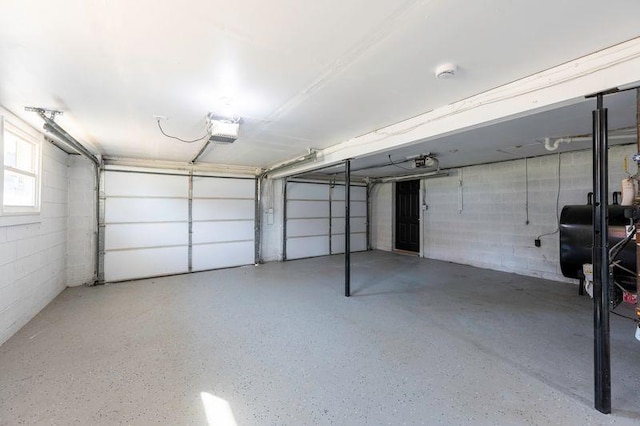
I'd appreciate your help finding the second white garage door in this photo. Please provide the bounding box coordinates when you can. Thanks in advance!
[285,181,368,260]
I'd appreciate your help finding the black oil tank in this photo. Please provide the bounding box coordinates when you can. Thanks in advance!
[559,193,636,291]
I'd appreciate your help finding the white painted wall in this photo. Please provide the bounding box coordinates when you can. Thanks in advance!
[370,183,393,252]
[66,156,96,287]
[260,178,284,262]
[0,142,70,346]
[371,144,636,283]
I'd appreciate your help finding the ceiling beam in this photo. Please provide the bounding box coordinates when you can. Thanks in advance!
[268,37,640,179]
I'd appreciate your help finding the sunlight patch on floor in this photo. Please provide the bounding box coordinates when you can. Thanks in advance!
[201,392,237,426]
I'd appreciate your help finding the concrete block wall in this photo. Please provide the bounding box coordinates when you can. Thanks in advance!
[0,142,70,346]
[371,144,636,283]
[66,156,96,287]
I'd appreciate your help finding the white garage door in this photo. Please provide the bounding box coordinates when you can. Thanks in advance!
[102,170,255,282]
[285,181,367,260]
[192,176,255,271]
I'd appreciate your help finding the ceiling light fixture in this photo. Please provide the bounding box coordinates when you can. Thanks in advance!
[207,113,241,143]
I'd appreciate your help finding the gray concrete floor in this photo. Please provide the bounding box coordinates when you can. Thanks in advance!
[1,250,639,425]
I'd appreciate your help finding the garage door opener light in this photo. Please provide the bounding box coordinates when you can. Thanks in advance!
[207,113,240,143]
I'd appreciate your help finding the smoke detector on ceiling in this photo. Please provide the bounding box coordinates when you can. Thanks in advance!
[435,63,457,79]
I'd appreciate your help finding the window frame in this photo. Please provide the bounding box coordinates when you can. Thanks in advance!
[0,109,44,227]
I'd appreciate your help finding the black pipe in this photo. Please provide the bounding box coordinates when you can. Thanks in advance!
[592,94,611,414]
[345,160,351,297]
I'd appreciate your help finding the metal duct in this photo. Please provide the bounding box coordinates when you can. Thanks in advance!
[41,120,99,165]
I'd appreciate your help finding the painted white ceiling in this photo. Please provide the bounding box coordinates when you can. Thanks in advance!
[1,0,640,168]
[306,90,638,179]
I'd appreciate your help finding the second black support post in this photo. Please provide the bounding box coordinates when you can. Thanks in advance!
[345,159,351,297]
[592,93,611,414]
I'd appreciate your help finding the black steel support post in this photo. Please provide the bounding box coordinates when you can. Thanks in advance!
[345,160,351,297]
[188,172,193,272]
[282,178,288,261]
[592,94,611,414]
[254,176,262,265]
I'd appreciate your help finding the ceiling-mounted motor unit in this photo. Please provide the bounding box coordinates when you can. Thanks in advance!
[412,153,437,168]
[207,114,240,143]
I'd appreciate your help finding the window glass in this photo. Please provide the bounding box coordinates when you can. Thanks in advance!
[4,130,35,172]
[4,132,17,168]
[2,125,40,211]
[3,170,36,206]
[17,137,35,172]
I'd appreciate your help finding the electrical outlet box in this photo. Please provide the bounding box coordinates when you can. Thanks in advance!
[266,208,274,225]
[535,238,541,247]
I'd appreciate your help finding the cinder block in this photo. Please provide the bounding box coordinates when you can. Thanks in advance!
[370,144,635,283]
[0,148,71,346]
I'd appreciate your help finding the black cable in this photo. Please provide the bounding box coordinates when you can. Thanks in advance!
[537,152,561,240]
[388,154,412,171]
[609,225,636,263]
[156,119,208,143]
[610,310,638,323]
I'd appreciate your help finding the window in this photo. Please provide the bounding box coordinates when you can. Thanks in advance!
[0,111,43,225]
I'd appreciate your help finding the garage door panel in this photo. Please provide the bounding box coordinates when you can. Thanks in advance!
[193,199,255,221]
[287,218,329,237]
[193,177,254,198]
[287,236,330,260]
[331,185,366,201]
[331,217,367,235]
[192,241,254,271]
[105,198,188,223]
[287,183,329,200]
[331,201,367,218]
[104,246,188,282]
[287,200,329,218]
[192,221,254,244]
[105,172,188,197]
[105,222,188,250]
[331,234,367,254]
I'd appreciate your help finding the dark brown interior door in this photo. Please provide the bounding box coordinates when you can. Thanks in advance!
[395,180,420,252]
